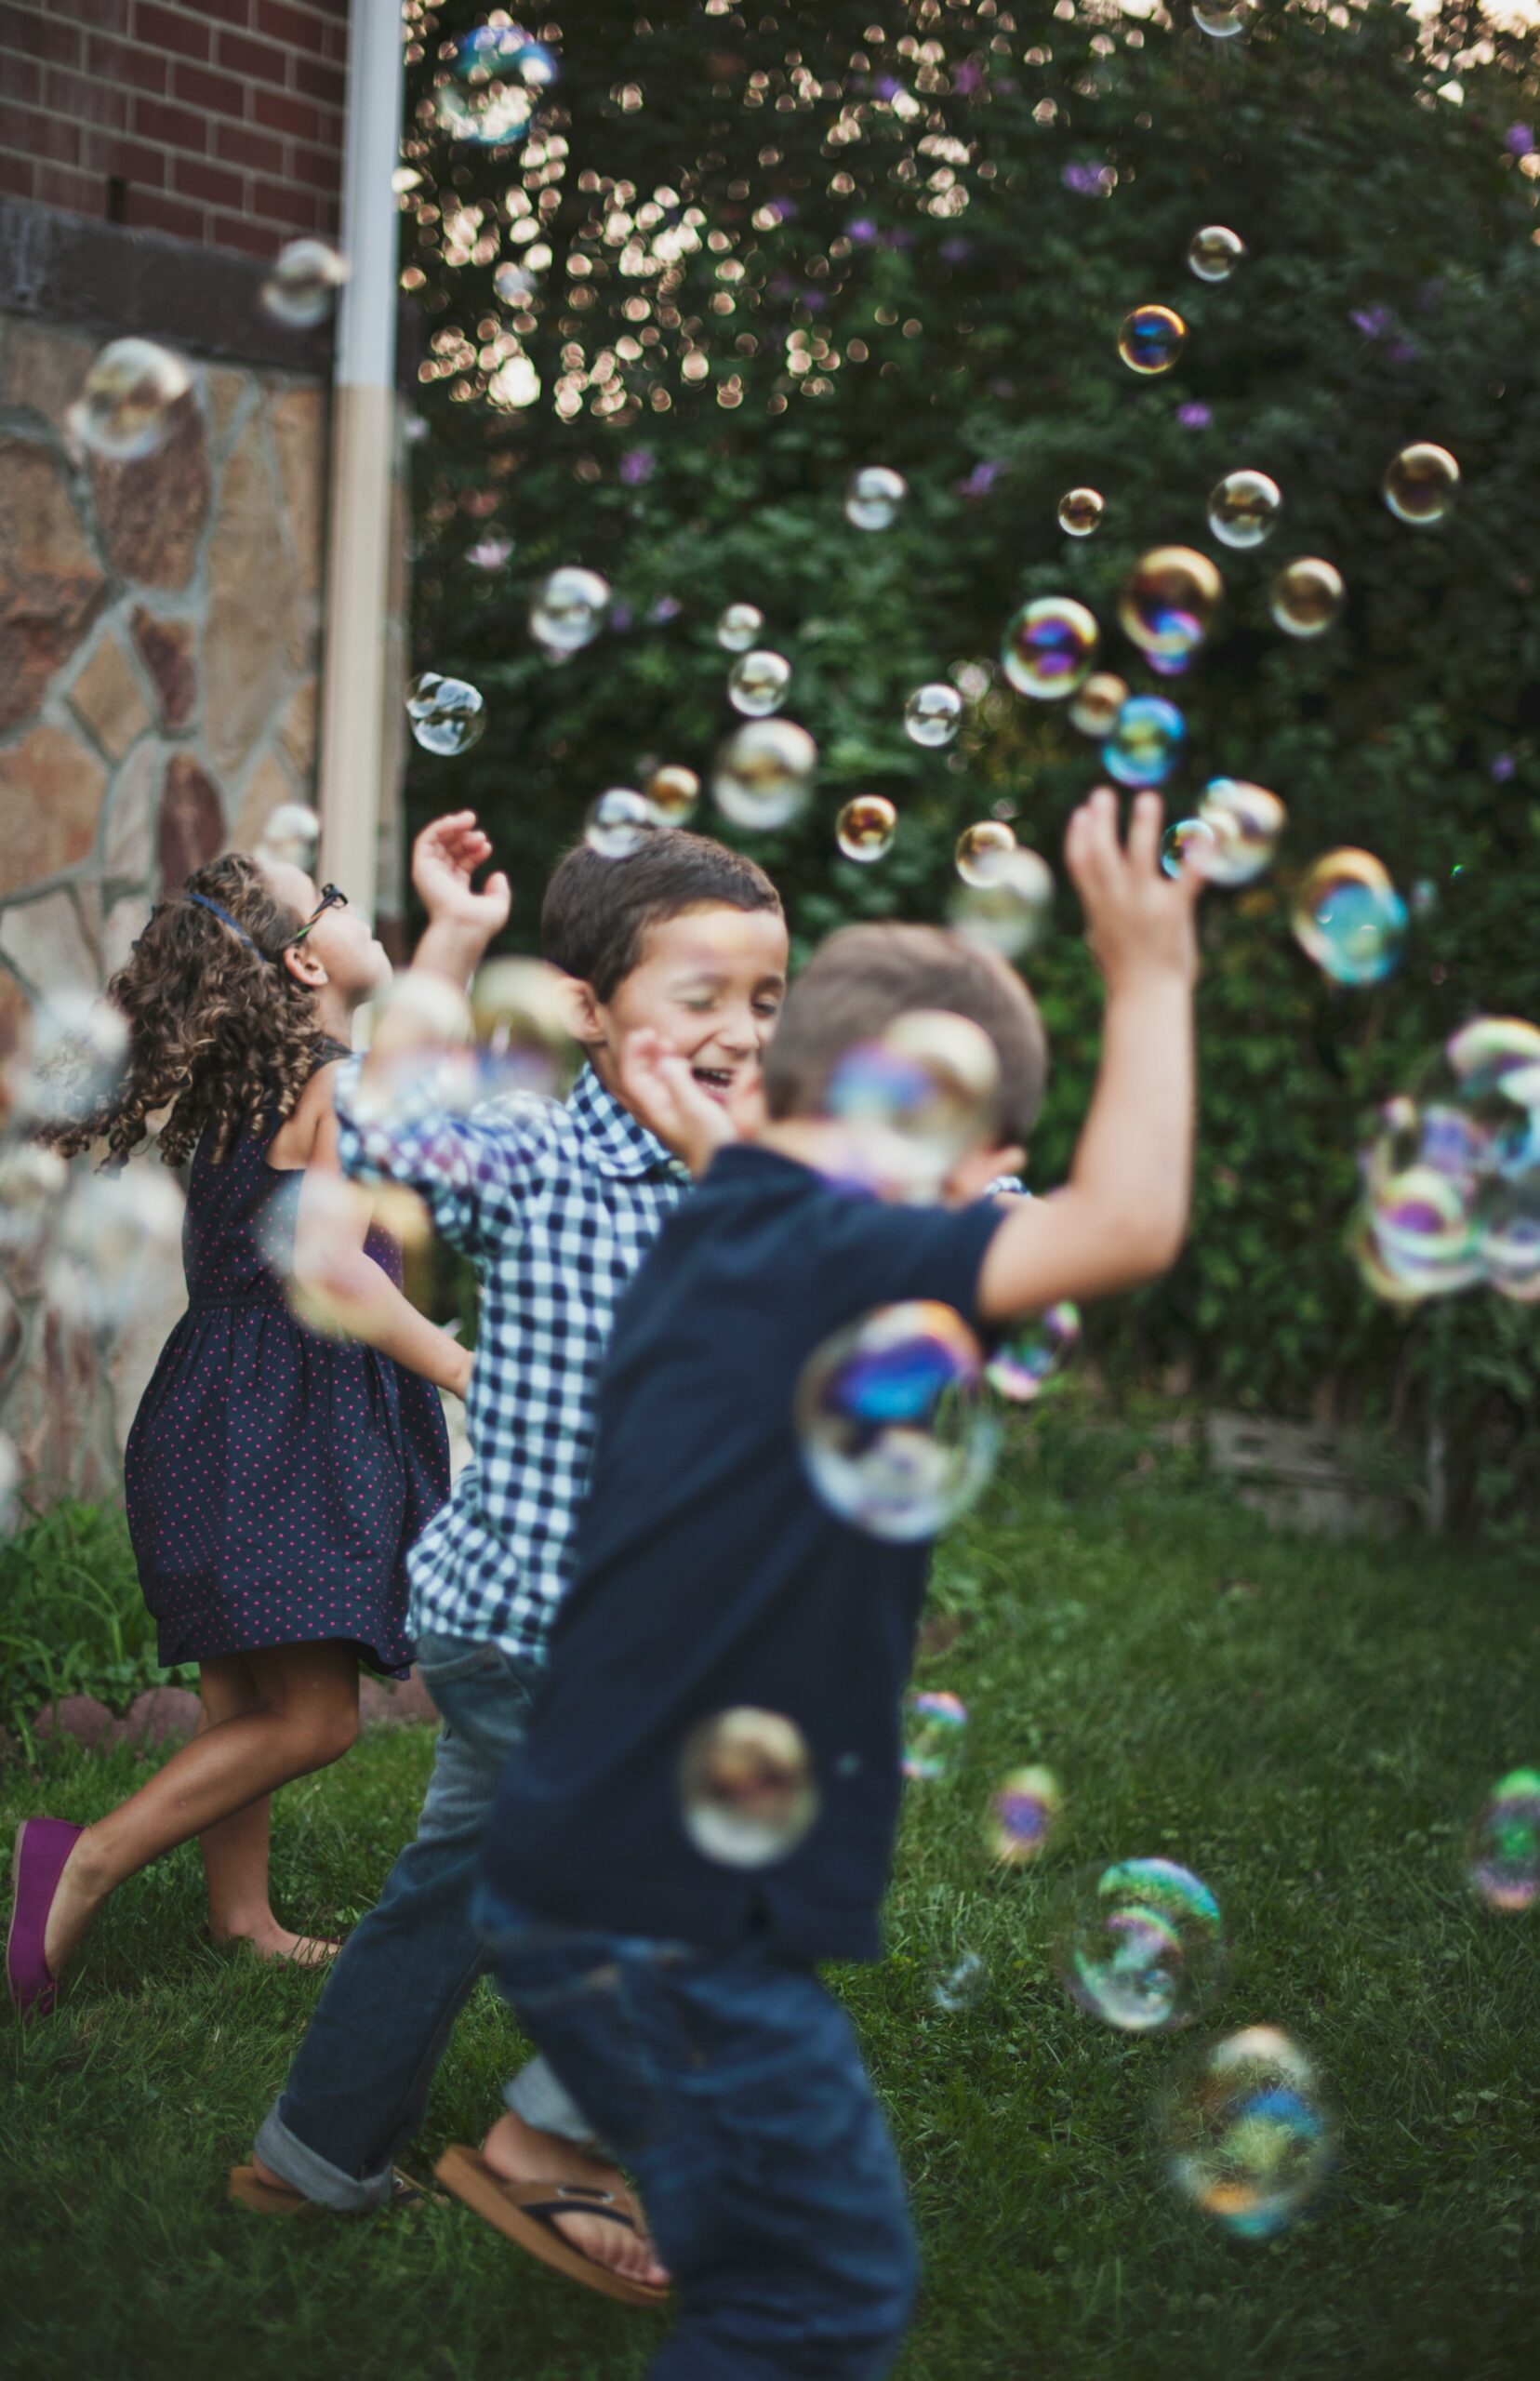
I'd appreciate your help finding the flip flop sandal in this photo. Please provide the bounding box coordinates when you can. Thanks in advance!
[227,2165,435,2215]
[434,2144,670,2311]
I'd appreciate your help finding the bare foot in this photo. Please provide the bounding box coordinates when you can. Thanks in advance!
[250,2153,297,2194]
[41,1827,110,1979]
[212,1923,341,1967]
[481,2109,670,2288]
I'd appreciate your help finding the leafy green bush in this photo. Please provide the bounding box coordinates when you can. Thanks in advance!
[0,1504,195,1737]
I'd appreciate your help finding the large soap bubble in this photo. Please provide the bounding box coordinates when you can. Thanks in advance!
[585,788,654,859]
[954,819,1016,888]
[72,339,192,461]
[1291,849,1406,986]
[1383,442,1459,526]
[1002,597,1099,700]
[405,673,485,757]
[256,803,322,871]
[1269,557,1344,637]
[12,988,128,1133]
[434,22,557,147]
[1162,818,1217,880]
[678,1708,819,1867]
[1103,696,1186,788]
[1158,2027,1335,2240]
[1188,225,1245,283]
[949,846,1055,958]
[1207,470,1281,550]
[1118,304,1187,376]
[469,955,579,1104]
[1118,547,1222,660]
[844,465,908,530]
[795,1300,1000,1541]
[904,683,963,748]
[712,718,816,831]
[1054,1856,1226,2033]
[1468,1768,1540,1911]
[835,795,897,863]
[47,1165,187,1339]
[826,1009,1002,1199]
[261,239,348,327]
[727,649,792,718]
[530,565,611,657]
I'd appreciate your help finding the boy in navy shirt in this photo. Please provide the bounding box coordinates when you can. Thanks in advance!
[467,789,1201,2374]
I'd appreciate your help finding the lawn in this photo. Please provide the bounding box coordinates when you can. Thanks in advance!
[4,1425,1538,2381]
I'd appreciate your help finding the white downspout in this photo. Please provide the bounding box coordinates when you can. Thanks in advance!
[316,0,405,924]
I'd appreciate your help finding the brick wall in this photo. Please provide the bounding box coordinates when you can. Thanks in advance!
[0,0,349,259]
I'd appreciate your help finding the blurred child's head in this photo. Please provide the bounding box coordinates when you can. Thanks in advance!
[259,858,392,1011]
[760,922,1048,1197]
[542,831,787,1109]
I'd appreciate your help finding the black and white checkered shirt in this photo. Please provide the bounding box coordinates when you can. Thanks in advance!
[336,1063,689,1662]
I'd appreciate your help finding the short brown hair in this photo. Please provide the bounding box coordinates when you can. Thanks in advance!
[762,922,1049,1148]
[540,830,782,1002]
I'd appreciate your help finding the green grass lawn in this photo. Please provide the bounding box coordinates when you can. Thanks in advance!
[4,1430,1538,2381]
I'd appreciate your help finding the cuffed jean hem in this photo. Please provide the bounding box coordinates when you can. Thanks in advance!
[254,2098,397,2215]
[504,2054,603,2149]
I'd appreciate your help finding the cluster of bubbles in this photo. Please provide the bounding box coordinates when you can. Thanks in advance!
[1053,1857,1226,2034]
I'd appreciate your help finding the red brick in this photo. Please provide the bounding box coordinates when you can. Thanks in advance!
[81,128,167,185]
[255,0,314,47]
[132,3,210,60]
[0,5,83,66]
[208,209,275,259]
[0,100,80,165]
[0,52,42,107]
[171,59,246,116]
[216,26,288,84]
[34,160,107,216]
[44,64,128,130]
[0,150,36,200]
[292,53,344,110]
[63,0,137,25]
[93,36,169,93]
[252,85,319,140]
[319,12,347,65]
[130,93,208,152]
[124,184,203,238]
[214,119,284,174]
[286,137,341,195]
[170,152,243,207]
[248,175,321,230]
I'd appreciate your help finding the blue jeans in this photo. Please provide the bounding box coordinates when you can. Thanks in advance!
[479,1890,919,2381]
[255,1632,594,2212]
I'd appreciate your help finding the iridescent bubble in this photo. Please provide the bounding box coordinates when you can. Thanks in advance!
[1158,2027,1335,2241]
[1069,672,1129,741]
[1383,442,1460,526]
[954,818,1017,888]
[1118,304,1187,377]
[47,1164,186,1338]
[1269,557,1344,638]
[949,846,1055,959]
[13,988,128,1133]
[1365,1164,1481,1299]
[1103,696,1186,789]
[434,22,557,147]
[260,238,348,327]
[717,602,765,653]
[1291,849,1407,987]
[1468,1769,1540,1910]
[407,675,485,757]
[1002,597,1099,701]
[713,718,817,831]
[1162,818,1217,880]
[835,795,897,864]
[902,1689,968,1782]
[255,803,323,871]
[986,1304,1081,1403]
[1478,1177,1540,1303]
[1192,778,1287,887]
[0,1142,68,1263]
[530,565,611,657]
[71,339,191,462]
[1192,1,1252,37]
[1055,1857,1226,2033]
[826,1010,1002,1198]
[1057,486,1105,539]
[987,1765,1065,1865]
[904,683,963,748]
[1188,224,1246,284]
[1207,470,1281,551]
[931,1951,987,2013]
[1118,546,1222,659]
[678,1708,819,1868]
[469,955,578,1103]
[795,1300,1000,1541]
[844,465,908,530]
[728,649,792,718]
[644,764,700,827]
[585,787,655,859]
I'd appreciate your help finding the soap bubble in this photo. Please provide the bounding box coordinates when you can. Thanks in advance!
[1269,557,1344,638]
[1158,2027,1335,2240]
[1057,486,1105,539]
[987,1765,1065,1865]
[469,956,578,1103]
[949,846,1055,959]
[347,968,478,1129]
[1468,1769,1540,1910]
[1479,1177,1540,1303]
[1362,1164,1482,1300]
[1118,547,1222,659]
[1188,225,1245,283]
[1291,849,1407,987]
[716,602,764,652]
[1192,779,1287,887]
[795,1300,1000,1541]
[988,1303,1081,1402]
[0,1142,68,1263]
[931,1951,987,2012]
[1383,442,1459,526]
[713,718,816,831]
[72,338,191,461]
[844,465,908,530]
[644,764,700,827]
[678,1708,819,1868]
[261,238,348,327]
[904,683,963,748]
[1192,1,1252,36]
[902,1689,968,1782]
[835,795,898,864]
[1002,596,1099,701]
[1104,696,1186,789]
[256,803,323,871]
[434,22,557,147]
[1055,1857,1226,2033]
[728,649,792,718]
[530,565,611,657]
[1069,672,1129,741]
[826,1010,1002,1198]
[955,819,1017,888]
[12,988,128,1133]
[585,788,655,859]
[1118,304,1187,377]
[47,1164,186,1338]
[494,261,537,304]
[406,674,485,757]
[1162,818,1216,880]
[1208,470,1281,551]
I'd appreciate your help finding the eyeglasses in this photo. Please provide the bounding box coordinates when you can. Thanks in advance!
[288,885,348,946]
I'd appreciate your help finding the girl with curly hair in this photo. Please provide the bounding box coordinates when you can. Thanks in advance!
[7,853,460,2015]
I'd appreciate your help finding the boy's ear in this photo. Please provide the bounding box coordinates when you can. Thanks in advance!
[945,1142,1027,1201]
[563,974,605,1045]
[282,942,328,992]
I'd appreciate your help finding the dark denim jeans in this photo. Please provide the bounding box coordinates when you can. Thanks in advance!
[478,1888,919,2381]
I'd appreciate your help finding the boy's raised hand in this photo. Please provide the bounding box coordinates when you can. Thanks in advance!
[617,1028,745,1179]
[1065,787,1201,994]
[411,812,511,984]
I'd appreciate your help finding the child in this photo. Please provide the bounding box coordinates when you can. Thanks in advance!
[7,854,458,2017]
[237,814,788,2287]
[467,788,1201,2375]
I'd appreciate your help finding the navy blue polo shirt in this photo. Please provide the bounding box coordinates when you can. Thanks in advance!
[480,1142,1007,1965]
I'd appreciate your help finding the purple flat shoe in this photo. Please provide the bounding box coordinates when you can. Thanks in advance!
[7,1817,84,2017]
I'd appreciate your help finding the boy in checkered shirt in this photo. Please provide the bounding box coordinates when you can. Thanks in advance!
[238,812,787,2292]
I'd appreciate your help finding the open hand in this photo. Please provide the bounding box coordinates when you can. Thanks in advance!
[1065,788,1202,996]
[411,812,512,938]
[617,1028,743,1178]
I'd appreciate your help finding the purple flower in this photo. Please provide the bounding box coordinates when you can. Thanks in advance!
[874,75,901,101]
[846,217,878,245]
[618,448,655,486]
[1506,123,1534,154]
[956,459,1004,499]
[608,602,635,632]
[801,288,827,313]
[467,534,512,571]
[939,236,973,262]
[1061,162,1108,196]
[1350,303,1391,339]
[882,228,914,250]
[1176,401,1212,431]
[952,61,983,97]
[1387,339,1418,366]
[1491,752,1516,782]
[648,594,682,625]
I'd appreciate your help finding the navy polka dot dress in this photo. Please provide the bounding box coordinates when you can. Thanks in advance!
[125,1066,450,1679]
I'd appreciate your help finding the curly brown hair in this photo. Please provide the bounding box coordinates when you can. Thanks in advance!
[46,854,331,1168]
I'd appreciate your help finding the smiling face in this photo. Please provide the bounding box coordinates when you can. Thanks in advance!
[574,900,790,1106]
